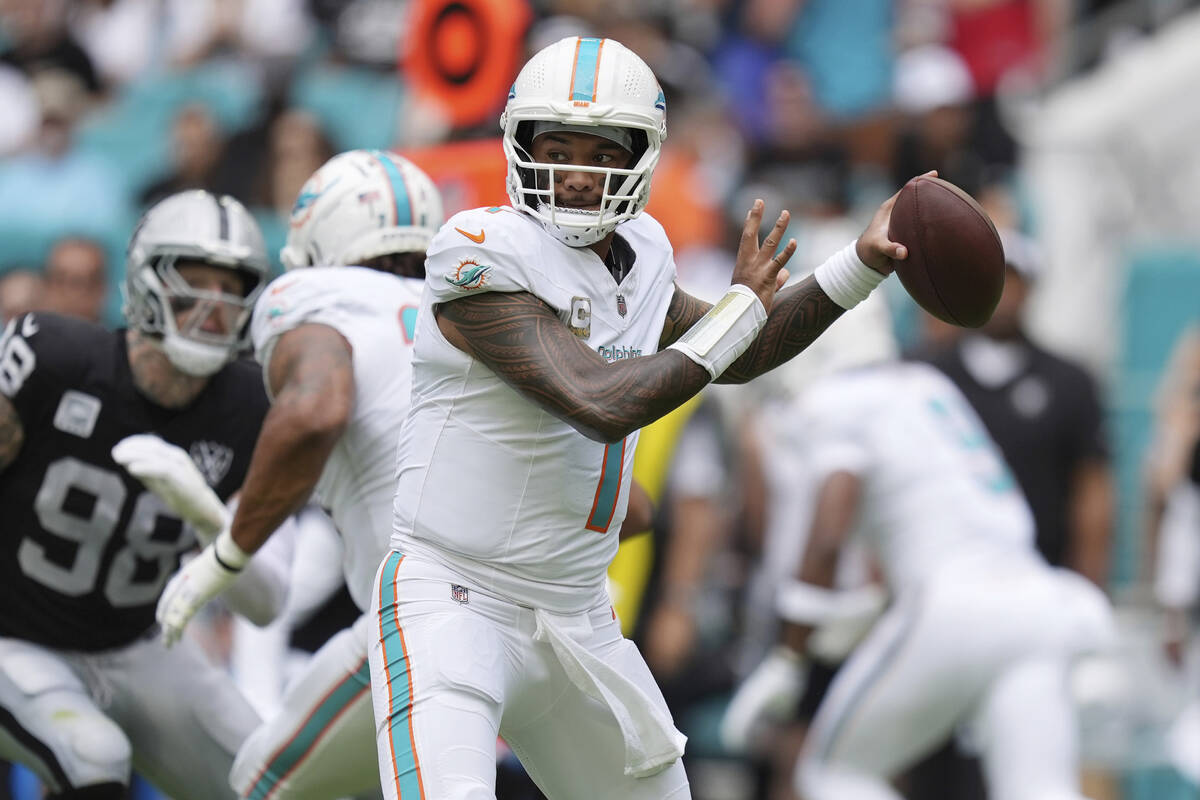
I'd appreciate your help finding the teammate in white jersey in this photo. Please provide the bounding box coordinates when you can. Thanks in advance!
[725,361,1115,800]
[370,36,925,800]
[151,149,443,799]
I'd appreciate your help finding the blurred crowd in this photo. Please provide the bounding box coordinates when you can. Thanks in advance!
[2,0,1199,799]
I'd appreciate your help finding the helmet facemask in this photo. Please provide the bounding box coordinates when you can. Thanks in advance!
[127,252,265,376]
[500,37,667,248]
[505,122,656,247]
[123,190,270,377]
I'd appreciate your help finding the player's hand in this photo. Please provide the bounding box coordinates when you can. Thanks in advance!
[644,604,697,678]
[720,646,809,753]
[731,199,797,312]
[113,434,230,543]
[854,170,937,275]
[156,533,246,647]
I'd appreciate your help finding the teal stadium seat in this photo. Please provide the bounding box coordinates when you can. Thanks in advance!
[1113,244,1200,800]
[76,59,264,194]
[1112,243,1200,587]
[289,63,406,152]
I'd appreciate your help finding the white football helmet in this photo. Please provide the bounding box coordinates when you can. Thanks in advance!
[124,190,269,377]
[501,36,666,247]
[279,149,444,270]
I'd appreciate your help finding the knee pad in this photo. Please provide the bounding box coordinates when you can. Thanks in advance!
[65,711,133,775]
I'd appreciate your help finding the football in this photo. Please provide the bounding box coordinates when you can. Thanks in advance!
[887,176,1005,328]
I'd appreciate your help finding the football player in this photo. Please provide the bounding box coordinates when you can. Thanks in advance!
[724,360,1116,800]
[0,190,289,799]
[365,36,921,800]
[152,149,443,800]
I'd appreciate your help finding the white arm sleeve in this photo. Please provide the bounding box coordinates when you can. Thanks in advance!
[222,513,297,626]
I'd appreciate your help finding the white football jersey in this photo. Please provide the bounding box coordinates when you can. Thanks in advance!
[785,362,1036,595]
[251,267,423,610]
[392,206,678,613]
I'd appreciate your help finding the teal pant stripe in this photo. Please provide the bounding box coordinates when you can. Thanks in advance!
[245,661,371,799]
[818,604,917,762]
[380,551,423,798]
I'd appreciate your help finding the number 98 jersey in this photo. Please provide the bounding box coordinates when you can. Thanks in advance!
[0,312,268,651]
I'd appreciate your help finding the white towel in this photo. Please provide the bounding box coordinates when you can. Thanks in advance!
[532,608,687,778]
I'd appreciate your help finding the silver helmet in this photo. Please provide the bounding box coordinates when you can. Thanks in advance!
[123,191,269,376]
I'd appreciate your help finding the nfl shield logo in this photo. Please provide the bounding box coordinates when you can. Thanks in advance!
[450,584,469,604]
[616,294,627,317]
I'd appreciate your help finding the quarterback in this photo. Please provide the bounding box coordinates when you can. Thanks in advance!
[0,191,287,798]
[370,36,918,799]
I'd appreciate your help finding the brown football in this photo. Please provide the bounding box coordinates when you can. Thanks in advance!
[887,176,1005,328]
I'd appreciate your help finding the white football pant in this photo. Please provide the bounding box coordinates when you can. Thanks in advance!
[368,551,692,800]
[0,633,258,798]
[795,551,1114,800]
[231,613,380,799]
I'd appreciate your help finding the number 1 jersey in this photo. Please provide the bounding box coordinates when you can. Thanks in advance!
[392,207,678,614]
[0,313,267,650]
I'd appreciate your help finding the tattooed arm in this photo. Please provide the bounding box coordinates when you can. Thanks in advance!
[437,292,710,444]
[658,276,847,384]
[434,200,802,444]
[435,190,909,443]
[659,179,913,383]
[228,324,354,554]
[0,394,24,472]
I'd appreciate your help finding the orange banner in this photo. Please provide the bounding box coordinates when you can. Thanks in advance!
[403,0,532,130]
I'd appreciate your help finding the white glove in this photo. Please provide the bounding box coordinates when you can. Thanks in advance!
[156,530,250,647]
[720,646,809,754]
[112,434,230,543]
[808,585,887,662]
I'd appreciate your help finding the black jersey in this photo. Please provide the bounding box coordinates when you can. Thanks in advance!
[920,336,1109,567]
[0,312,268,651]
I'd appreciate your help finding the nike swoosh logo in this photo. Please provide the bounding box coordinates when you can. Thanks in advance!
[455,227,486,244]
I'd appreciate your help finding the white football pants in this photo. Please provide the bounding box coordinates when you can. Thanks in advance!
[795,551,1114,800]
[231,613,380,800]
[368,551,692,800]
[0,633,258,798]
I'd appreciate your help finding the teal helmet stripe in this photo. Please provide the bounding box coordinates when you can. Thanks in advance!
[371,150,413,226]
[570,37,604,102]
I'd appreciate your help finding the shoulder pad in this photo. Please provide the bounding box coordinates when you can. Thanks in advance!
[425,207,541,303]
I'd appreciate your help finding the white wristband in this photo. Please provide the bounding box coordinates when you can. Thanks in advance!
[667,284,767,379]
[775,580,842,624]
[813,242,886,310]
[213,528,252,573]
